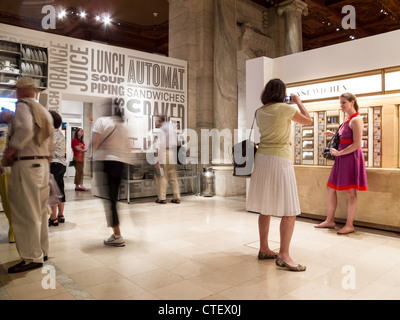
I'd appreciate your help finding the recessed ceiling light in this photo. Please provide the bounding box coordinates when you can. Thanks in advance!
[58,9,66,19]
[103,15,111,25]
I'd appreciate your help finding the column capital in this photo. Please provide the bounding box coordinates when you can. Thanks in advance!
[240,23,254,41]
[277,0,308,17]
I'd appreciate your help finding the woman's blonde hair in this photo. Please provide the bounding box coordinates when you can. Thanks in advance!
[340,92,359,112]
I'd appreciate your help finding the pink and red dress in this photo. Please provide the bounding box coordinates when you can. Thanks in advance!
[327,113,368,191]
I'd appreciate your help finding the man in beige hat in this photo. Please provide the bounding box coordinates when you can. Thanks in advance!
[4,77,55,273]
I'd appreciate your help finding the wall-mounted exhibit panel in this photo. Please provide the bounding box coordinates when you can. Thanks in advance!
[0,23,190,200]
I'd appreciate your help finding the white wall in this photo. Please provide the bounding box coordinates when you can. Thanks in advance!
[246,29,400,121]
[62,100,83,119]
[245,56,274,142]
[273,29,400,84]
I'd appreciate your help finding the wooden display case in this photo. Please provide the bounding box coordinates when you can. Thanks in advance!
[0,39,48,96]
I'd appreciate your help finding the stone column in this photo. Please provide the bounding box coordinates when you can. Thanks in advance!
[213,0,237,164]
[168,0,214,134]
[168,0,215,194]
[212,0,244,196]
[169,0,245,196]
[277,0,308,55]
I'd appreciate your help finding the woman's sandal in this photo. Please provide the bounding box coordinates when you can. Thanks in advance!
[48,218,59,227]
[275,257,306,272]
[58,215,65,223]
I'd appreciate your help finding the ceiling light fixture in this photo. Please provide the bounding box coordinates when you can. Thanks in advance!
[57,9,66,19]
[378,1,398,21]
[79,11,86,18]
[103,15,111,25]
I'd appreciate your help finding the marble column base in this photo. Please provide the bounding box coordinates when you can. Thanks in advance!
[212,166,246,196]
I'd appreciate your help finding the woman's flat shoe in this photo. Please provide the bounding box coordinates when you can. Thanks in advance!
[171,199,181,204]
[155,199,167,204]
[275,257,306,272]
[258,251,277,260]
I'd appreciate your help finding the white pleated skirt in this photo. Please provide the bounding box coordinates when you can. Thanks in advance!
[247,153,301,217]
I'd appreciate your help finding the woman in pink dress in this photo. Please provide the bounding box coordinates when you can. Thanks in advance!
[315,93,368,234]
[71,128,88,191]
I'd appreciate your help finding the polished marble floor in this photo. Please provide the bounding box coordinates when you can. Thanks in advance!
[1,178,400,300]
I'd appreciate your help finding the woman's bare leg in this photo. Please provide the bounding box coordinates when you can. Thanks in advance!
[315,187,337,228]
[338,189,357,234]
[279,216,297,267]
[258,214,276,255]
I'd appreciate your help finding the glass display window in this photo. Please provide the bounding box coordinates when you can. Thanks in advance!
[302,151,314,160]
[327,116,339,125]
[302,140,314,149]
[360,113,368,124]
[302,129,313,137]
[372,106,382,168]
[293,112,315,165]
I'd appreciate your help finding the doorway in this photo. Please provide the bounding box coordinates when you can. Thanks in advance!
[64,121,82,178]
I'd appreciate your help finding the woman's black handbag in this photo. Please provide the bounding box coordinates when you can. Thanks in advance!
[323,123,343,160]
[233,111,258,177]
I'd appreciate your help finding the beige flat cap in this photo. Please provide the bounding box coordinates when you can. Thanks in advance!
[16,77,38,90]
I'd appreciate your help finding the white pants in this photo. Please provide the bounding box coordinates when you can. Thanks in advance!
[9,159,50,263]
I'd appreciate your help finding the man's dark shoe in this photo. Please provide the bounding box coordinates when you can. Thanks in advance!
[8,260,43,274]
[155,199,167,204]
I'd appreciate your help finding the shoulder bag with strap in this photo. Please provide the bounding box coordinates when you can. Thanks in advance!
[232,110,258,177]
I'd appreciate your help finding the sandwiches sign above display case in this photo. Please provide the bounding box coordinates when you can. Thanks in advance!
[287,67,400,103]
[287,73,383,102]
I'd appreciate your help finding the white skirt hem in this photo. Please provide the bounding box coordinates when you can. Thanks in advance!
[247,153,301,217]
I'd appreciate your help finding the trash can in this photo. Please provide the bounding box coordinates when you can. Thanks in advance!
[201,167,215,197]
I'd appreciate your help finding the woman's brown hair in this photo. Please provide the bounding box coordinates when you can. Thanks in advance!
[340,92,359,112]
[74,128,84,141]
[260,78,286,105]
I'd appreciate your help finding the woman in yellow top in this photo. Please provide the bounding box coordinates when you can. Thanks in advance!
[248,78,311,272]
